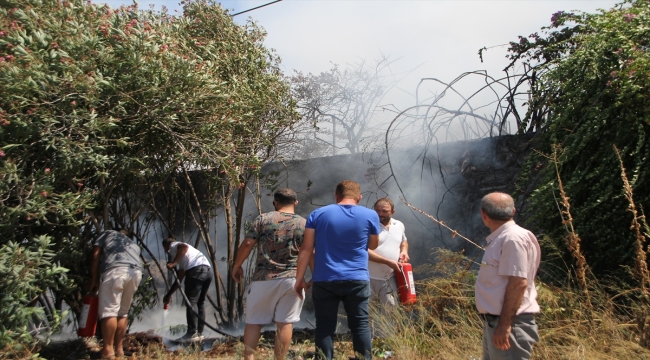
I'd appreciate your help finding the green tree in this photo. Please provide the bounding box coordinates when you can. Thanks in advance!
[0,0,297,347]
[506,0,650,283]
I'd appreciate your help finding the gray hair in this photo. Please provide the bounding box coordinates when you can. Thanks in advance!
[481,192,515,221]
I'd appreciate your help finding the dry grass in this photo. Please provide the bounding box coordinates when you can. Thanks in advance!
[368,249,650,360]
[14,263,650,360]
[614,145,650,348]
[551,146,590,294]
[614,146,650,295]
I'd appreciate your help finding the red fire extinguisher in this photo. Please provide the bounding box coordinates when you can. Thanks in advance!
[395,263,417,305]
[78,294,99,337]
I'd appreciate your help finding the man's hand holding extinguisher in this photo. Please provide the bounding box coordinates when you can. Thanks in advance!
[370,244,410,271]
[89,278,100,295]
[399,249,410,263]
[89,245,102,294]
[386,258,403,273]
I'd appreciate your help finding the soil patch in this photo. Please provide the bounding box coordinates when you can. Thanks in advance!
[35,329,367,359]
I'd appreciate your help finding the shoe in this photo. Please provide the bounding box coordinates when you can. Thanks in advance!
[190,333,205,342]
[176,332,204,343]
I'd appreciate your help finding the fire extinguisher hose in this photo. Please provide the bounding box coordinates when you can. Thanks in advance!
[169,268,234,338]
[399,263,409,290]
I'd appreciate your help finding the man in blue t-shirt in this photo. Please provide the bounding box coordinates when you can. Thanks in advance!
[295,180,380,360]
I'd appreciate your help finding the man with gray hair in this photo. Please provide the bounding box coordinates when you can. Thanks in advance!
[475,192,541,359]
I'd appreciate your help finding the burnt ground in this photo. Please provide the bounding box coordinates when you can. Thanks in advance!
[36,329,377,359]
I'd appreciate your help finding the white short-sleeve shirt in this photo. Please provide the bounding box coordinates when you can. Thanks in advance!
[475,221,541,315]
[168,242,211,271]
[368,219,407,280]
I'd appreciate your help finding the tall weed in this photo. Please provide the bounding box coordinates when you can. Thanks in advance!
[370,249,650,359]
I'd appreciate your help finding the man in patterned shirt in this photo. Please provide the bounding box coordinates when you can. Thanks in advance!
[232,188,308,360]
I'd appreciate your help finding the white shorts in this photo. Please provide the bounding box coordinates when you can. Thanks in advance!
[245,278,304,324]
[98,267,142,319]
[370,277,398,306]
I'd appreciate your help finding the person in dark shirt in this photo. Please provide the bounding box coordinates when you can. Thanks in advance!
[90,229,143,359]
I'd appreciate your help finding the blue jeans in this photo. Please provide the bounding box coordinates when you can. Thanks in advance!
[313,280,372,360]
[184,265,212,335]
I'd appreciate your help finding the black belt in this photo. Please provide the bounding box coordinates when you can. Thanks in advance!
[479,313,534,321]
[479,313,500,321]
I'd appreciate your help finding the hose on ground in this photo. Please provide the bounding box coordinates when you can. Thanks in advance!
[168,267,234,338]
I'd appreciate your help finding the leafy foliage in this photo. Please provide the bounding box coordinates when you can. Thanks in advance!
[509,0,650,282]
[126,275,157,330]
[0,236,69,347]
[0,0,297,347]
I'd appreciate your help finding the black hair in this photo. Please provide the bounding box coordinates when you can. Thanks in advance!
[274,188,298,206]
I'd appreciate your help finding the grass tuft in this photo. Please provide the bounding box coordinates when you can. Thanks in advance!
[369,249,650,359]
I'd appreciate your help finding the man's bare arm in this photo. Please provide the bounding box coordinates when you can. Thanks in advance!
[399,241,409,262]
[494,276,527,350]
[368,234,379,250]
[164,268,186,304]
[167,243,189,269]
[231,238,257,282]
[368,249,401,272]
[294,228,315,299]
[89,246,102,293]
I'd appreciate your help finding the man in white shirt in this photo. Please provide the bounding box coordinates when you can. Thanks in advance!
[162,238,213,342]
[368,198,409,305]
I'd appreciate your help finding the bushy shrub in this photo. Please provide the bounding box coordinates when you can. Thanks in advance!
[0,236,69,349]
[509,0,650,283]
[0,0,297,347]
